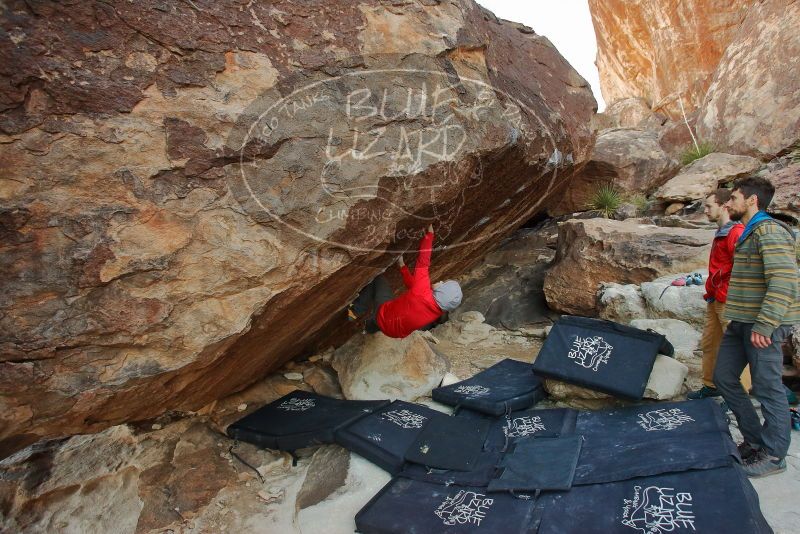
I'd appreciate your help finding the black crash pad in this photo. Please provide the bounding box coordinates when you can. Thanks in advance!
[226,390,388,451]
[532,316,674,400]
[404,412,491,472]
[533,466,772,534]
[399,448,502,488]
[356,477,539,534]
[457,407,578,451]
[334,400,441,474]
[574,431,739,486]
[569,401,737,485]
[574,399,730,441]
[432,359,546,416]
[488,436,582,492]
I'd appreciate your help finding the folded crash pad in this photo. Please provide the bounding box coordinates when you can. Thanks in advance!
[404,412,491,472]
[399,448,503,488]
[488,436,582,492]
[532,316,674,400]
[226,390,388,451]
[334,400,441,474]
[432,359,546,415]
[356,477,539,534]
[533,466,772,534]
[457,407,578,451]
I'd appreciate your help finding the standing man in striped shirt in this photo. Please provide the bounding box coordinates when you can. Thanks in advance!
[714,176,800,478]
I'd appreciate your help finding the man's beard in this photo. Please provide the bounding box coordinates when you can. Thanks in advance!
[728,206,746,221]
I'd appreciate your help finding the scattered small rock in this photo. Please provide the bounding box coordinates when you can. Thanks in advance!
[419,330,440,344]
[665,202,685,216]
[472,355,501,370]
[257,489,284,504]
[644,354,689,400]
[283,372,304,381]
[302,366,343,399]
[440,372,461,387]
[237,403,247,412]
[296,446,350,510]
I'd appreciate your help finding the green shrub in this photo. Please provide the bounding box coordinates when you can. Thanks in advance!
[789,142,800,164]
[625,192,649,214]
[587,183,622,218]
[680,141,716,166]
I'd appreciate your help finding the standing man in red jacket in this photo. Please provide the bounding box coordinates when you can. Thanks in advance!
[349,224,462,338]
[688,188,752,399]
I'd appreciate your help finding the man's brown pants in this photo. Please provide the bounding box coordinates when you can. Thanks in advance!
[701,301,751,390]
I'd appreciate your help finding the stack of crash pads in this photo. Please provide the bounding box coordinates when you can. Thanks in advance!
[355,399,770,534]
[227,352,771,533]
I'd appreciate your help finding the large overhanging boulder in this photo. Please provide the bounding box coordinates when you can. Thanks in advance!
[0,1,595,457]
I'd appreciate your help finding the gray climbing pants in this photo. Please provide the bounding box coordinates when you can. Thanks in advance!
[352,275,394,334]
[713,321,792,459]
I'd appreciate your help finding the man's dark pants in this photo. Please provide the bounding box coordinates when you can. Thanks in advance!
[714,322,792,459]
[352,275,394,334]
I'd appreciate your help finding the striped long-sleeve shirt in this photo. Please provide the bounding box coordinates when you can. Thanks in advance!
[723,219,800,336]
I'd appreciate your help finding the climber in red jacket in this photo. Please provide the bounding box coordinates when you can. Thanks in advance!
[349,224,463,338]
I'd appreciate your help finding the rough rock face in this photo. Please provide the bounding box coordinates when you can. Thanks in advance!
[588,0,751,116]
[544,219,713,315]
[331,332,448,401]
[640,274,708,327]
[654,153,762,204]
[763,163,800,222]
[456,224,558,328]
[0,414,392,534]
[629,319,702,360]
[657,114,700,160]
[696,0,800,158]
[601,97,667,130]
[598,283,648,324]
[551,128,678,215]
[599,272,710,329]
[0,1,596,456]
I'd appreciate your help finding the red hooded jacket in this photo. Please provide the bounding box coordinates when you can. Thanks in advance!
[377,231,443,338]
[704,221,744,303]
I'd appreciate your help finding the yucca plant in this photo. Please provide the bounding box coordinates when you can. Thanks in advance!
[680,141,716,166]
[587,183,622,218]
